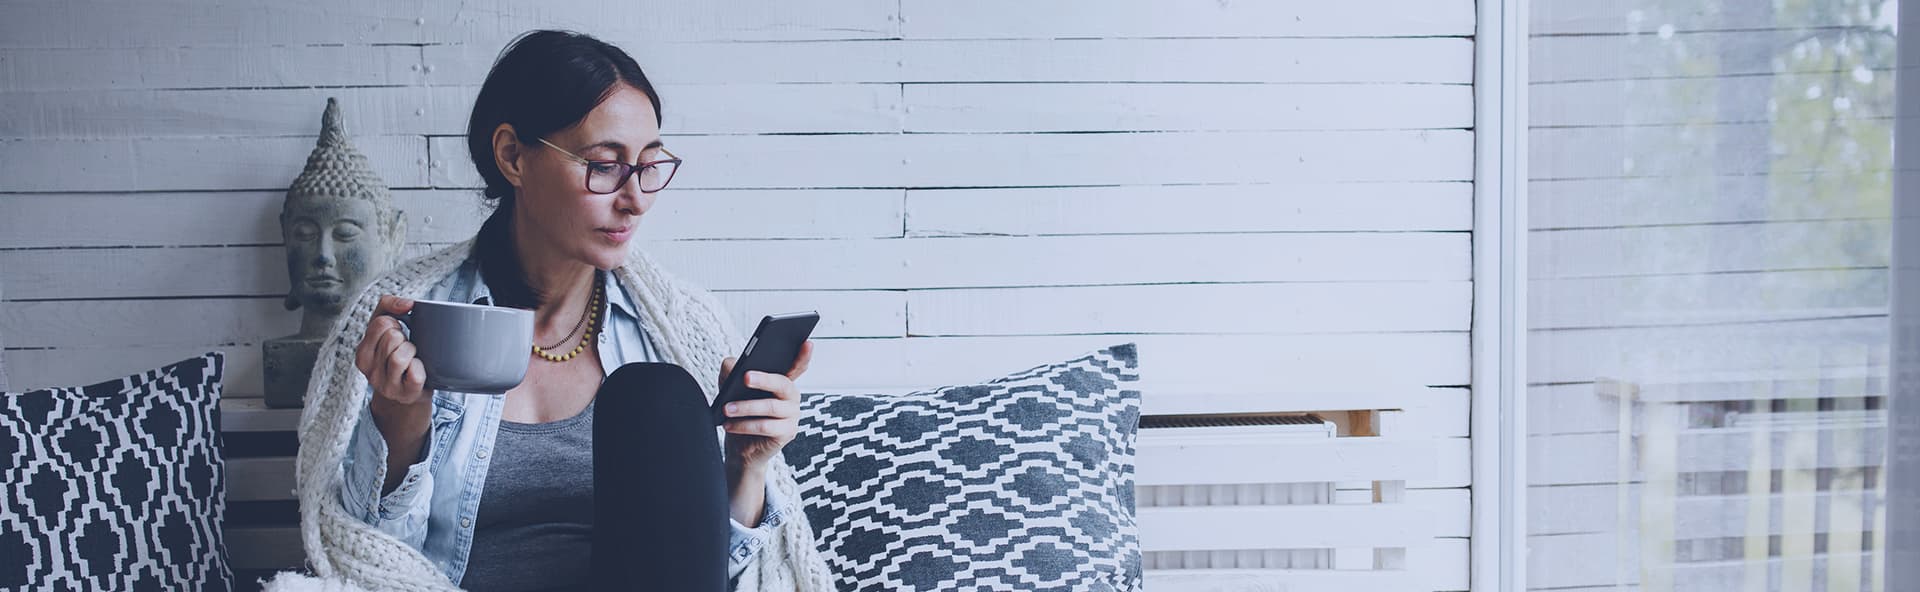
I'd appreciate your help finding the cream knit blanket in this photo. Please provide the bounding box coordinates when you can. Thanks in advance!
[288,237,837,591]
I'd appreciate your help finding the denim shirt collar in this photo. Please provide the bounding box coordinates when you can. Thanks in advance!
[458,258,640,321]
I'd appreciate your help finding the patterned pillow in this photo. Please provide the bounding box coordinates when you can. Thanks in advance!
[0,352,232,590]
[783,343,1142,591]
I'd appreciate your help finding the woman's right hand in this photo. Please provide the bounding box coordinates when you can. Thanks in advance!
[357,295,429,410]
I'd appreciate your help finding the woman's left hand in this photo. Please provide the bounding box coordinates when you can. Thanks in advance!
[719,339,812,475]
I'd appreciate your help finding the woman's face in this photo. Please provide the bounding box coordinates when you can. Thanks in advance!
[511,84,662,271]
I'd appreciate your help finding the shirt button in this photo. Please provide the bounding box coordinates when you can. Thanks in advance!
[476,449,489,459]
[462,518,472,528]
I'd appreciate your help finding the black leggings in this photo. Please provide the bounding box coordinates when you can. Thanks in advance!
[593,362,730,591]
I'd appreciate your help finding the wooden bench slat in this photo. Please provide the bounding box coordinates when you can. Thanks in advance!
[1138,503,1429,551]
[1137,436,1436,485]
[1145,568,1416,592]
[225,526,303,571]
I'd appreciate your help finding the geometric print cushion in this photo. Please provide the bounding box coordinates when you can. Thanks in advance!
[782,343,1142,591]
[0,352,232,591]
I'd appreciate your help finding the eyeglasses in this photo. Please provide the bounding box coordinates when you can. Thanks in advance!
[537,138,682,194]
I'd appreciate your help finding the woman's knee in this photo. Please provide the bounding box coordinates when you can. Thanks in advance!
[600,361,709,414]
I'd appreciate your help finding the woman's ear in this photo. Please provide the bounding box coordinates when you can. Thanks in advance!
[492,123,527,190]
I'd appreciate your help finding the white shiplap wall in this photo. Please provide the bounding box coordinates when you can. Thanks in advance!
[0,1,1475,589]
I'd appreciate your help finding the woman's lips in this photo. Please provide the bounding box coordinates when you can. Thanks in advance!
[598,226,632,242]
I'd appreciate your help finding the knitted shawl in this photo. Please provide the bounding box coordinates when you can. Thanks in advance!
[291,236,837,591]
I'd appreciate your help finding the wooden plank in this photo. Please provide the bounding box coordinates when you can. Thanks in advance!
[1531,174,1889,229]
[799,334,1468,400]
[1530,220,1891,279]
[1138,389,1432,417]
[0,292,902,347]
[1780,398,1819,589]
[648,233,1470,291]
[0,189,903,249]
[900,0,1474,39]
[906,282,1469,335]
[1742,403,1771,592]
[1532,534,1882,590]
[0,0,896,48]
[430,130,1475,189]
[8,331,1469,398]
[224,526,303,571]
[1418,488,1472,539]
[0,45,423,92]
[1828,397,1872,592]
[1527,532,1639,589]
[1137,436,1438,486]
[1415,537,1469,592]
[0,278,6,391]
[222,398,302,432]
[906,183,1473,236]
[1531,2,1882,35]
[228,457,295,502]
[1531,30,1893,83]
[410,0,899,45]
[0,41,901,93]
[1598,367,1886,404]
[711,290,905,339]
[0,232,1464,301]
[3,299,298,349]
[903,83,1470,133]
[422,40,904,86]
[1531,316,1885,386]
[0,136,428,192]
[1531,122,1895,180]
[1529,424,1887,486]
[0,83,901,138]
[1,343,266,397]
[1527,483,1629,536]
[1530,269,1888,330]
[1145,569,1415,592]
[1528,383,1628,436]
[1638,402,1678,592]
[1533,73,1894,127]
[427,38,1473,85]
[898,38,1473,84]
[1138,503,1430,551]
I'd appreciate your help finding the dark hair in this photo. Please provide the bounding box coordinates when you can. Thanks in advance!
[466,29,661,310]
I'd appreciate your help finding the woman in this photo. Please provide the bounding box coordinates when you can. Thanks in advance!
[293,30,835,591]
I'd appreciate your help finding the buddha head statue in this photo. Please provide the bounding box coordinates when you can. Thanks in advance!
[280,97,405,338]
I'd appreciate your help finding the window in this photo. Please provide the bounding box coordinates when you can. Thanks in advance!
[1523,1,1896,590]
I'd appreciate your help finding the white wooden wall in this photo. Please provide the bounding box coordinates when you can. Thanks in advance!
[1527,2,1893,590]
[0,1,1476,589]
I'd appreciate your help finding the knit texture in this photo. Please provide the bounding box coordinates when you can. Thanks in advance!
[290,236,837,591]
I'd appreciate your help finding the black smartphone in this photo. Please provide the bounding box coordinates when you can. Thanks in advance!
[710,311,821,426]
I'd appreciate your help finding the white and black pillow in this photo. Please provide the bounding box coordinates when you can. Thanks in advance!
[0,352,232,591]
[783,343,1142,591]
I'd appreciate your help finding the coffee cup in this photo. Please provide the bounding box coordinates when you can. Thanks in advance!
[384,298,535,395]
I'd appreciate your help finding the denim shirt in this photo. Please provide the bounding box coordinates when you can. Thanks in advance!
[338,255,786,586]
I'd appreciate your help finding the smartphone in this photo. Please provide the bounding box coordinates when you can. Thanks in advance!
[710,311,821,426]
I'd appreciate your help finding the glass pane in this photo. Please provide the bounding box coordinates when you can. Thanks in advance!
[1527,1,1896,591]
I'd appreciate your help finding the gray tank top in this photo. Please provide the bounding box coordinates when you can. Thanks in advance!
[458,401,595,591]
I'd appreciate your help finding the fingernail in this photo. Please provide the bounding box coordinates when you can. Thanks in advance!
[743,372,755,387]
[726,403,738,414]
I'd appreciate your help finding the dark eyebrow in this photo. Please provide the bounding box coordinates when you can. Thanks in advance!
[583,139,666,153]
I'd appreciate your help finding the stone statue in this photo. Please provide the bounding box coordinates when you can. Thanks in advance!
[264,98,405,408]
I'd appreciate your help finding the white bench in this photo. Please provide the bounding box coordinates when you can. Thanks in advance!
[220,387,1452,591]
